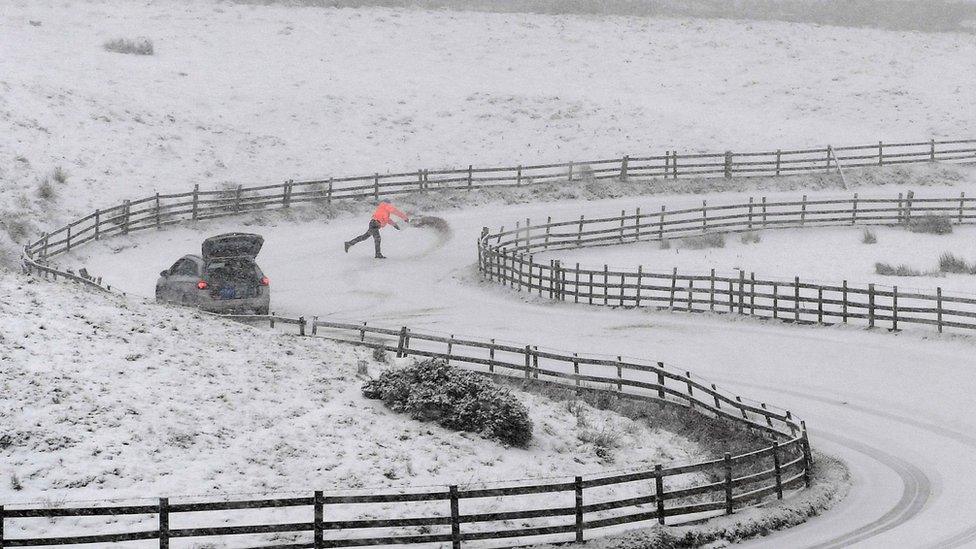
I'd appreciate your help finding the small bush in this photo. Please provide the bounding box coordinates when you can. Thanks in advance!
[52,166,68,184]
[908,215,953,235]
[681,233,725,249]
[874,262,921,277]
[739,231,761,244]
[578,423,621,462]
[862,228,877,244]
[371,347,388,364]
[103,38,154,56]
[36,178,56,200]
[362,359,533,447]
[939,252,972,274]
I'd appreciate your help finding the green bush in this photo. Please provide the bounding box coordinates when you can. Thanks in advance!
[874,262,921,277]
[939,252,972,274]
[363,359,533,447]
[908,215,952,234]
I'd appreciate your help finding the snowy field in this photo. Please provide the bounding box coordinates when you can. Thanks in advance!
[59,182,976,546]
[6,0,976,547]
[2,0,976,260]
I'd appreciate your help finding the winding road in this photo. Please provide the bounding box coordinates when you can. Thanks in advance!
[67,189,976,547]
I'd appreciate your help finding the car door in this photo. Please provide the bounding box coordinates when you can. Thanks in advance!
[160,258,200,304]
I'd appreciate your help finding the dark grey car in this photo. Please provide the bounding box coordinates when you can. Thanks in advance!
[155,233,270,315]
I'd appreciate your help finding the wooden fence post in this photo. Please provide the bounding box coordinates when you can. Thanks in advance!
[709,269,716,311]
[284,179,293,208]
[657,363,666,399]
[620,155,629,181]
[772,441,783,500]
[604,264,610,306]
[892,286,899,331]
[634,207,641,241]
[775,149,781,176]
[122,199,131,235]
[327,178,333,204]
[234,185,243,212]
[311,316,318,335]
[575,476,584,542]
[159,498,169,549]
[712,384,721,409]
[489,339,496,373]
[800,195,807,226]
[573,353,581,393]
[467,165,473,188]
[842,280,848,323]
[701,200,708,233]
[636,265,643,307]
[937,287,944,333]
[191,184,199,220]
[687,279,693,312]
[270,312,276,329]
[852,193,859,224]
[737,270,745,314]
[750,273,756,315]
[724,151,733,179]
[817,287,824,324]
[374,173,380,199]
[868,284,876,328]
[545,217,552,249]
[299,316,306,336]
[664,150,670,178]
[575,263,580,303]
[773,283,779,319]
[669,268,677,310]
[577,215,584,246]
[155,193,161,229]
[897,192,904,223]
[568,161,574,181]
[314,490,324,549]
[671,150,678,179]
[616,357,623,391]
[533,346,540,379]
[724,453,734,515]
[516,165,522,186]
[619,210,626,241]
[904,191,914,225]
[794,276,801,322]
[879,141,884,165]
[931,138,936,161]
[449,485,461,549]
[655,464,666,524]
[524,345,531,378]
[396,326,407,358]
[960,192,966,223]
[659,205,666,240]
[94,209,101,240]
[747,197,754,229]
[66,225,72,253]
[685,371,694,402]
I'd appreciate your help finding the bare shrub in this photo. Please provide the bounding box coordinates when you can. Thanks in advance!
[36,178,56,200]
[578,423,621,462]
[103,37,154,56]
[52,166,68,184]
[862,228,877,244]
[739,231,761,244]
[874,262,921,277]
[939,253,972,274]
[908,215,953,235]
[371,347,388,364]
[10,473,23,491]
[681,233,726,249]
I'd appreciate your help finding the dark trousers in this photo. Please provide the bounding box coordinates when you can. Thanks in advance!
[348,219,382,256]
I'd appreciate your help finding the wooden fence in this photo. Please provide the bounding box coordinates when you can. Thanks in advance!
[20,138,976,267]
[478,191,976,333]
[1,320,810,549]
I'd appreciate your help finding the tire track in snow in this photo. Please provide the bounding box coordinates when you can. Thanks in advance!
[720,379,976,548]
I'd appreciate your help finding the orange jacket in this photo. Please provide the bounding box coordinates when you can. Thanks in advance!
[371,202,409,228]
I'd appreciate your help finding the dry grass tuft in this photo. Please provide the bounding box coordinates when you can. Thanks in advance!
[104,37,154,56]
[861,228,877,244]
[908,215,952,235]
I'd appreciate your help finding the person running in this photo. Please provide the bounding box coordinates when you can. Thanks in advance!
[344,202,410,259]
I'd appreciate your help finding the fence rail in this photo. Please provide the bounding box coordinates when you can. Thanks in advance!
[20,138,976,266]
[1,320,810,549]
[477,190,976,333]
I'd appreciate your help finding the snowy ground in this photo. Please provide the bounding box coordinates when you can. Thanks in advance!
[2,0,976,260]
[7,0,976,546]
[1,271,722,545]
[58,182,976,547]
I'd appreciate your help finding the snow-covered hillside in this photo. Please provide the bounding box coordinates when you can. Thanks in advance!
[0,272,708,505]
[2,0,975,260]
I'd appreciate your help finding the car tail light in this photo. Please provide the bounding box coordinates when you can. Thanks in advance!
[197,280,208,290]
[260,276,270,286]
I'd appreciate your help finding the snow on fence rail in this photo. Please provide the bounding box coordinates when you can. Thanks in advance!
[20,137,976,264]
[0,320,810,549]
[478,190,976,333]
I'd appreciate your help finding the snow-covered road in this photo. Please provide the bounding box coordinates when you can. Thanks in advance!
[65,188,976,547]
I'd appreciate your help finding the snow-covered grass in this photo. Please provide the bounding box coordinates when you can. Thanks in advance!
[0,271,713,508]
[3,0,975,260]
